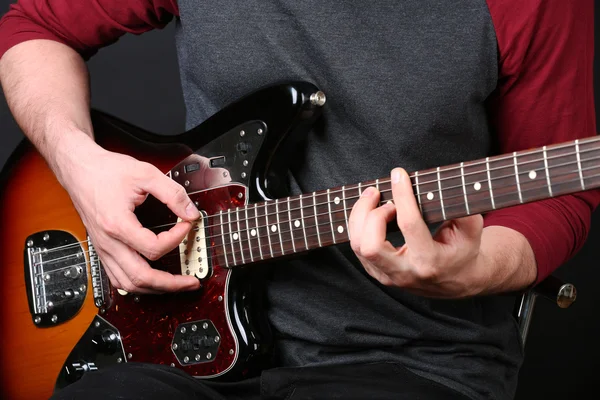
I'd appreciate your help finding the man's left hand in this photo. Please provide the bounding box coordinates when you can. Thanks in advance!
[348,168,536,298]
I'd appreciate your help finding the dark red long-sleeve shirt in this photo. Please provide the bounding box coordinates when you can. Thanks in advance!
[0,0,598,285]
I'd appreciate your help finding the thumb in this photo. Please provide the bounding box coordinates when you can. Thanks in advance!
[141,166,200,221]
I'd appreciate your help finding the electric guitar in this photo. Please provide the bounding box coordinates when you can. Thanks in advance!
[0,82,597,400]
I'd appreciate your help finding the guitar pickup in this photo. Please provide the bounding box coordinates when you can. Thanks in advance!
[209,156,226,168]
[184,163,201,173]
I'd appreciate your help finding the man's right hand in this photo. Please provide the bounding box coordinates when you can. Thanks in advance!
[57,137,202,294]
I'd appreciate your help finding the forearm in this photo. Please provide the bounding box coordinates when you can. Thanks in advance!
[476,225,537,295]
[0,39,97,183]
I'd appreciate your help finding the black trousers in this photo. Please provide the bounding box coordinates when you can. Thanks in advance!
[50,362,470,400]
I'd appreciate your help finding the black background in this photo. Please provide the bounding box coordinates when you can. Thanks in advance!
[0,2,598,398]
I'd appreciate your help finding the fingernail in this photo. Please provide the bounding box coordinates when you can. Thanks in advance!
[186,202,200,218]
[392,168,402,184]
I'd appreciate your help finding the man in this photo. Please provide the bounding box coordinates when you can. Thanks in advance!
[0,1,597,399]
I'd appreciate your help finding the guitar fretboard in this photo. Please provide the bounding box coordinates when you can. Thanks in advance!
[207,136,600,267]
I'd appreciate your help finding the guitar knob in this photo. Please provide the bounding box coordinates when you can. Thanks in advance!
[93,329,119,354]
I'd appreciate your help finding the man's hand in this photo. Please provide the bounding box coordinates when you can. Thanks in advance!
[59,140,203,294]
[349,168,537,298]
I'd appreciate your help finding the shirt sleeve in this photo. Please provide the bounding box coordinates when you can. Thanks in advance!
[484,0,600,285]
[0,0,179,60]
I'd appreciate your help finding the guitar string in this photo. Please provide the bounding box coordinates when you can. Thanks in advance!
[150,144,600,232]
[34,163,600,274]
[32,150,600,260]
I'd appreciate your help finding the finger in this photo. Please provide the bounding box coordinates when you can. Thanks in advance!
[95,246,160,294]
[391,168,435,254]
[348,186,381,252]
[140,164,200,221]
[100,257,120,288]
[358,201,397,263]
[452,214,484,241]
[113,212,192,261]
[113,241,201,293]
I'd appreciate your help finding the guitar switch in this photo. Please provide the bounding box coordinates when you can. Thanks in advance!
[65,361,98,383]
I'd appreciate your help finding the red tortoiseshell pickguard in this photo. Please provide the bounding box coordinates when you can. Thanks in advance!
[101,184,247,378]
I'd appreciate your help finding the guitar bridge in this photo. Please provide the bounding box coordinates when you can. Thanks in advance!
[24,231,88,327]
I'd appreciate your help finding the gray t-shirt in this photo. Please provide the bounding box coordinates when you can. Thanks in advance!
[174,2,522,399]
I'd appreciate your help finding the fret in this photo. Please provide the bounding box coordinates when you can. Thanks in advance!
[576,140,585,190]
[513,152,523,203]
[264,202,274,258]
[546,142,581,196]
[314,191,334,245]
[329,187,349,242]
[301,193,320,250]
[235,207,246,264]
[487,155,520,207]
[460,162,469,215]
[578,139,600,189]
[462,160,493,215]
[414,171,423,214]
[435,166,464,220]
[375,178,380,192]
[486,157,496,209]
[299,194,309,249]
[377,179,392,203]
[254,203,264,260]
[275,199,285,256]
[244,205,254,262]
[342,186,350,236]
[436,167,446,220]
[277,198,294,255]
[286,197,297,253]
[415,168,441,223]
[327,189,336,244]
[218,210,230,268]
[543,146,553,197]
[289,196,306,251]
[227,209,237,265]
[313,192,322,247]
[358,182,363,196]
[514,149,549,203]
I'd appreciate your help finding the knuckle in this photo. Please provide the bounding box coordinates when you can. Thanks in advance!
[170,183,187,201]
[350,238,362,255]
[415,265,439,282]
[129,274,149,289]
[360,243,381,262]
[144,247,162,261]
[99,215,121,237]
[121,282,138,293]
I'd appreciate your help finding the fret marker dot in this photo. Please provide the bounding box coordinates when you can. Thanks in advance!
[251,229,256,237]
[232,233,239,240]
[337,226,344,233]
[474,182,481,191]
[271,225,277,232]
[426,192,434,200]
[528,170,537,180]
[294,220,301,228]
[334,197,341,205]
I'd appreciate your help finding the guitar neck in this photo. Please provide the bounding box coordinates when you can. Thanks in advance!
[211,136,600,267]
